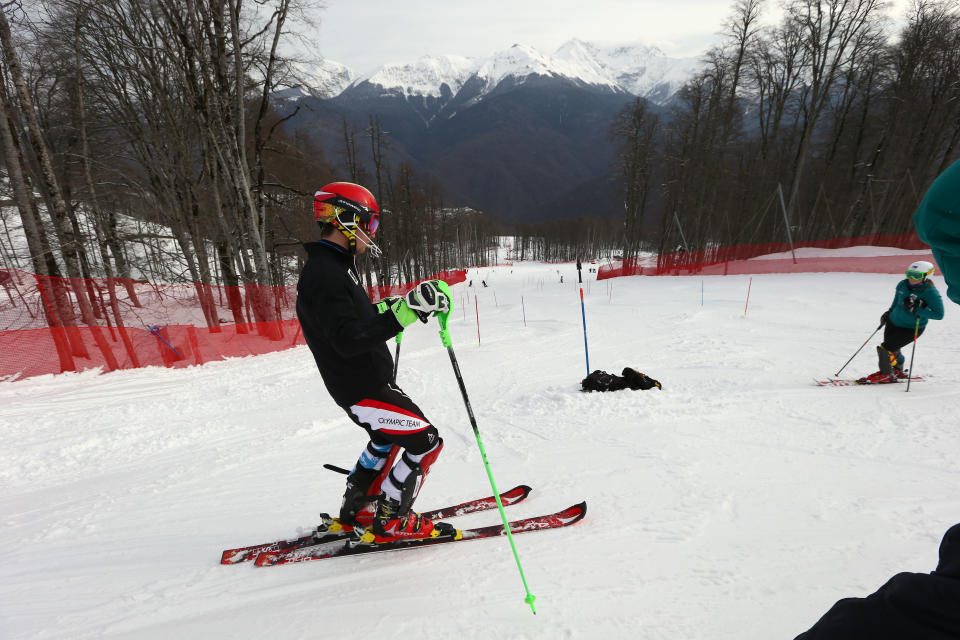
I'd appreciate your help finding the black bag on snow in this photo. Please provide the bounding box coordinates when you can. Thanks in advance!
[581,367,662,392]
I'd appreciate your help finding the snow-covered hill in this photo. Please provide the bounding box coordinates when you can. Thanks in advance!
[3,250,959,638]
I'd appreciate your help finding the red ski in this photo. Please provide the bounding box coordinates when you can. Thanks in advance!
[816,377,923,387]
[255,501,587,567]
[220,484,532,564]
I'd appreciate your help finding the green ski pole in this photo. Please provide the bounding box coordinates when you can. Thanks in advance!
[437,308,537,614]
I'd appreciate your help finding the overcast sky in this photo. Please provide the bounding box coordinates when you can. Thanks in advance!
[308,0,915,75]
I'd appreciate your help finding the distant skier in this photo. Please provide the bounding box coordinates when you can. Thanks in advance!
[914,157,960,305]
[296,182,453,542]
[794,521,960,639]
[858,260,944,383]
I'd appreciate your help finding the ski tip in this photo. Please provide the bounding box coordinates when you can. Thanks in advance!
[557,501,587,525]
[511,484,533,498]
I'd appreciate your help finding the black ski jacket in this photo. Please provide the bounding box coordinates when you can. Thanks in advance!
[794,523,960,640]
[296,241,402,407]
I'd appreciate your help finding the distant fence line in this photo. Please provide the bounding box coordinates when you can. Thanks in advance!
[598,234,932,279]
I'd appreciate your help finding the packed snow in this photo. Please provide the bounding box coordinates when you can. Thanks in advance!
[2,251,959,639]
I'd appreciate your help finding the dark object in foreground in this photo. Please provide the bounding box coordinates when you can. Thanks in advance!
[581,368,662,392]
[794,522,960,639]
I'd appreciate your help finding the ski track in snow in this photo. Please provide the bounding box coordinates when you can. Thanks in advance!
[2,262,960,639]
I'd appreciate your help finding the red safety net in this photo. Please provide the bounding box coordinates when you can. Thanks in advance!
[598,234,935,280]
[0,269,465,381]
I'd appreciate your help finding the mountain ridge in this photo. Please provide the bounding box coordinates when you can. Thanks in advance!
[281,39,701,223]
[295,39,701,105]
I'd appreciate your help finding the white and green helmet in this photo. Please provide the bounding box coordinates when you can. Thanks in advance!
[906,260,935,282]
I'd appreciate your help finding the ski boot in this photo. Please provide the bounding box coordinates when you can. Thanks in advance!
[857,371,896,384]
[361,493,457,543]
[893,352,908,379]
[365,493,436,542]
[337,466,381,529]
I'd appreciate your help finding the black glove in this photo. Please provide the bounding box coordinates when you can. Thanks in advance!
[880,310,890,326]
[903,294,919,313]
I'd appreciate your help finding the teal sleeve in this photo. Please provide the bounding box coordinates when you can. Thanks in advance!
[918,285,945,321]
[914,158,960,305]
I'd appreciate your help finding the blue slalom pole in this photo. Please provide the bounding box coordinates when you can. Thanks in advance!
[577,259,590,375]
[148,325,182,357]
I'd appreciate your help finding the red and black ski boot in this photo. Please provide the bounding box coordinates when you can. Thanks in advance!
[364,493,440,542]
[857,371,896,384]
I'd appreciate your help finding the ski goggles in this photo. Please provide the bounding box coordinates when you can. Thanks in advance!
[906,269,930,281]
[315,201,379,237]
[365,213,379,237]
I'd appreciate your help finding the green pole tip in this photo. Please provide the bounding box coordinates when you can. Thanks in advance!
[525,593,537,614]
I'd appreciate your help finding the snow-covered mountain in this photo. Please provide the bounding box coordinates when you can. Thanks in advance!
[309,39,702,105]
[364,55,478,99]
[278,39,703,223]
[554,39,703,103]
[281,59,359,99]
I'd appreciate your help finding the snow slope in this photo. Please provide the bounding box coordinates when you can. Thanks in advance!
[2,254,960,639]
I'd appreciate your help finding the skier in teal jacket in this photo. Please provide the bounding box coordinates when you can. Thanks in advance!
[859,261,944,383]
[914,157,960,305]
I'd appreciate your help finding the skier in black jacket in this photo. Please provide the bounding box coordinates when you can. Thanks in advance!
[794,522,960,639]
[297,182,453,542]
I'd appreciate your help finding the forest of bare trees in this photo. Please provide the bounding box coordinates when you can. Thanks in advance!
[0,0,501,333]
[3,0,959,334]
[615,0,960,261]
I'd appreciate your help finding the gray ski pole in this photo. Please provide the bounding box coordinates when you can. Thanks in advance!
[835,322,884,377]
[906,318,920,392]
[437,310,537,614]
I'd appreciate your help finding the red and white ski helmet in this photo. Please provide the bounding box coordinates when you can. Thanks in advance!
[314,182,381,255]
[906,260,935,282]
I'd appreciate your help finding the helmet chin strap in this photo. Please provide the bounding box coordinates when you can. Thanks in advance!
[354,226,382,258]
[334,213,382,258]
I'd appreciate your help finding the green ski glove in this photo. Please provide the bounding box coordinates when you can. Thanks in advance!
[403,280,453,321]
[389,298,423,328]
[375,296,402,314]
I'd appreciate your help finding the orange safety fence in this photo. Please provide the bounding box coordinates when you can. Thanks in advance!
[0,268,465,381]
[598,234,935,280]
